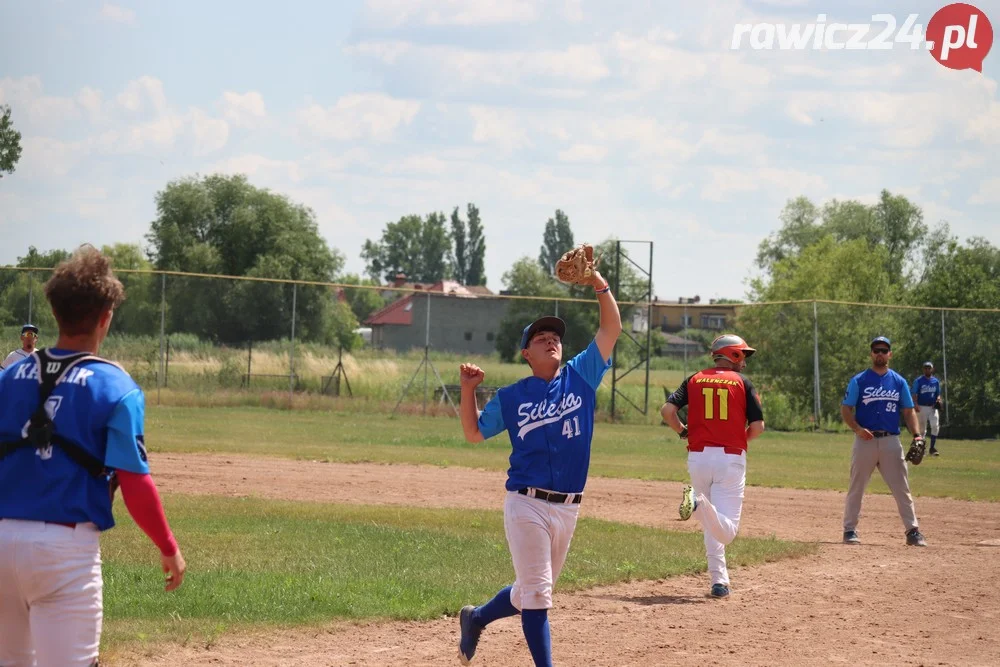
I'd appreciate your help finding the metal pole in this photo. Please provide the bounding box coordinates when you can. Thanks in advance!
[424,292,430,415]
[158,273,165,405]
[683,304,688,377]
[813,301,821,429]
[27,271,34,324]
[610,241,621,420]
[289,283,297,406]
[941,309,949,425]
[644,241,653,413]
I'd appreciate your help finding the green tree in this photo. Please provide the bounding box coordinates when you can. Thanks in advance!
[0,105,22,178]
[101,243,160,336]
[362,213,452,283]
[466,203,487,286]
[450,207,468,285]
[339,273,386,323]
[0,247,72,330]
[538,209,574,275]
[146,174,344,344]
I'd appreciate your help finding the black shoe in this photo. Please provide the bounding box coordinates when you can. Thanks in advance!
[906,528,927,547]
[710,583,730,598]
[843,530,860,544]
[458,605,482,664]
[930,449,939,456]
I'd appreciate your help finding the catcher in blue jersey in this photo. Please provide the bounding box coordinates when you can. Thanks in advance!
[455,244,621,667]
[911,361,942,456]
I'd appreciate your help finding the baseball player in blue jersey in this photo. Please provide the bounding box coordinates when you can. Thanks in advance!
[0,247,185,666]
[841,336,927,547]
[911,361,942,456]
[455,268,621,666]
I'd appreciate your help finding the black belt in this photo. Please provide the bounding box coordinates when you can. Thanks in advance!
[870,430,898,438]
[518,488,582,504]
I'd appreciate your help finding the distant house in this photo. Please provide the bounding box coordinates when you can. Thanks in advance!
[365,280,506,355]
[661,333,704,357]
[651,296,741,333]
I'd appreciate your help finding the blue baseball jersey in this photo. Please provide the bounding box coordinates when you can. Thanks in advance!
[478,340,611,494]
[911,375,941,406]
[0,349,150,530]
[842,368,914,434]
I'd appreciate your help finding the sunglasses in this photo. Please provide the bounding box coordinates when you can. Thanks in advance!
[22,332,38,339]
[871,348,890,355]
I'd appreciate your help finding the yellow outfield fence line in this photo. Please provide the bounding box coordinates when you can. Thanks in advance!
[4,266,1000,312]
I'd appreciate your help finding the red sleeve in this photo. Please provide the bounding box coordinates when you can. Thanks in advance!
[116,470,178,557]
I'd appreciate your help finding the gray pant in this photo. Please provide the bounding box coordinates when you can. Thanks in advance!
[843,434,918,533]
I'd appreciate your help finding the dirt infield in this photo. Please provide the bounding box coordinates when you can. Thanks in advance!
[118,453,1000,666]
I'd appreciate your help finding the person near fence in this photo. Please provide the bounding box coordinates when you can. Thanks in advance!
[660,334,765,599]
[0,246,186,666]
[840,336,927,547]
[911,361,942,456]
[454,268,621,666]
[0,323,39,371]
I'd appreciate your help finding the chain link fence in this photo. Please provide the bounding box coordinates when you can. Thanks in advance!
[2,267,997,438]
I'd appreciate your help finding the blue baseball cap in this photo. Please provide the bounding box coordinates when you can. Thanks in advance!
[520,316,565,349]
[870,336,891,350]
[21,324,38,335]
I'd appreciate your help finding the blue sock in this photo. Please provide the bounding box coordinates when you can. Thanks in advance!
[931,435,937,448]
[474,585,518,627]
[521,608,552,667]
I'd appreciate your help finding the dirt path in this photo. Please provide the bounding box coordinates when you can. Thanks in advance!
[117,454,1000,666]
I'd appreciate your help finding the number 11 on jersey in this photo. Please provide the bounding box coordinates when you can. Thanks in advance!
[702,387,730,420]
[562,416,581,438]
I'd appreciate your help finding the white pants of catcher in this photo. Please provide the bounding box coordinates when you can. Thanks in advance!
[0,519,102,667]
[688,448,746,587]
[916,406,940,437]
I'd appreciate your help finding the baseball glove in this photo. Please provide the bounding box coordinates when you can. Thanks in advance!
[555,244,599,285]
[905,435,926,465]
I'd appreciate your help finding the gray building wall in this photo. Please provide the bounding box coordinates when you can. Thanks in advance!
[374,294,510,355]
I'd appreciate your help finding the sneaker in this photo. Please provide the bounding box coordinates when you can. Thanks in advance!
[458,605,482,665]
[843,530,860,544]
[710,583,730,598]
[679,484,697,521]
[906,528,927,547]
[930,449,939,456]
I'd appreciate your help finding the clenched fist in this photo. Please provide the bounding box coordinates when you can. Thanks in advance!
[460,363,485,390]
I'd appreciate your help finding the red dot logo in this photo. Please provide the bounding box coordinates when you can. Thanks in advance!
[927,3,993,72]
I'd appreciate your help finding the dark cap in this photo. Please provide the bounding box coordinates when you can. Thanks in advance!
[520,316,566,350]
[923,361,934,368]
[21,323,39,335]
[870,336,891,350]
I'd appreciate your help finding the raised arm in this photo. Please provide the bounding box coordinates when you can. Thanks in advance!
[459,363,486,443]
[591,270,622,362]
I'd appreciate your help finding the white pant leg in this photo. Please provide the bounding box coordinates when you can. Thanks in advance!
[0,522,35,667]
[688,449,747,586]
[929,409,940,436]
[0,520,102,667]
[917,408,930,436]
[505,492,580,611]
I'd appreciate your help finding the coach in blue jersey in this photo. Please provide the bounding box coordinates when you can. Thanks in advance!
[455,268,621,666]
[911,361,942,456]
[0,246,186,666]
[841,336,927,548]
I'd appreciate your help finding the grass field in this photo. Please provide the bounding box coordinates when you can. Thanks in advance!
[147,406,1000,501]
[101,496,814,656]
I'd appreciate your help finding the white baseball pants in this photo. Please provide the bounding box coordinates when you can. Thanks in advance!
[504,491,580,611]
[688,448,746,587]
[0,519,103,667]
[916,407,940,437]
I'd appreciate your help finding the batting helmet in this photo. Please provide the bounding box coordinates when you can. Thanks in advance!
[711,334,756,363]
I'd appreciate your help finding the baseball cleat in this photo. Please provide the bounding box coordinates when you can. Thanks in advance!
[710,583,730,598]
[458,605,482,665]
[843,530,860,545]
[678,485,696,521]
[906,528,927,547]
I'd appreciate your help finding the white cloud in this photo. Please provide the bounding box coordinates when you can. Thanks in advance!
[17,137,89,177]
[115,76,167,114]
[100,3,136,25]
[297,93,420,141]
[965,101,1000,145]
[219,91,267,128]
[969,177,1000,205]
[702,167,827,202]
[558,143,607,163]
[0,76,79,127]
[469,106,531,150]
[189,109,229,155]
[208,154,304,183]
[77,87,104,123]
[97,113,183,154]
[363,0,538,27]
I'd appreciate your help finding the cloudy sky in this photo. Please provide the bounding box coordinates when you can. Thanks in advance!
[1,0,997,301]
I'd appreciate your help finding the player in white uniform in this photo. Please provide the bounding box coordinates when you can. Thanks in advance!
[455,268,620,666]
[0,247,186,666]
[0,323,39,371]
